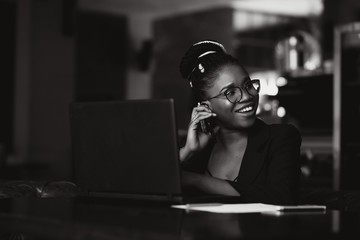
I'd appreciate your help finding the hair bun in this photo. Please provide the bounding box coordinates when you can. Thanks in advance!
[179,40,227,79]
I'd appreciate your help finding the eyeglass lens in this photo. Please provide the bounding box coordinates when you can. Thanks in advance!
[226,80,260,103]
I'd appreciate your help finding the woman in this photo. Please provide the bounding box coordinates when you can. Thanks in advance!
[179,40,302,205]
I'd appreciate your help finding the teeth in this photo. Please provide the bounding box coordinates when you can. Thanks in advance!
[239,106,253,113]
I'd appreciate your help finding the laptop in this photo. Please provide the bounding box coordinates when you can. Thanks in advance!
[69,98,241,204]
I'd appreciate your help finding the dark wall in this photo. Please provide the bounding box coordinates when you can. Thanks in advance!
[339,33,360,190]
[277,73,333,136]
[25,0,75,180]
[75,10,129,101]
[322,0,360,60]
[0,1,16,155]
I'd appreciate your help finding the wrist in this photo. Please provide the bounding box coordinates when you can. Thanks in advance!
[179,144,195,162]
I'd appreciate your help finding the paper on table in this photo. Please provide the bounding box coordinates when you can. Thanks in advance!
[171,203,326,214]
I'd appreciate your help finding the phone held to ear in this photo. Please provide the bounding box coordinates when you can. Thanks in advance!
[200,117,216,134]
[198,102,216,135]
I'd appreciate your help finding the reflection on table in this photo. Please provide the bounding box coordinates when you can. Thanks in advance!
[0,197,359,240]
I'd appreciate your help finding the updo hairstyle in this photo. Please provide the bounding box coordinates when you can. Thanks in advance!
[179,40,243,102]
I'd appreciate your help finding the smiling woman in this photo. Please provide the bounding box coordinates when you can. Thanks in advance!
[178,40,302,205]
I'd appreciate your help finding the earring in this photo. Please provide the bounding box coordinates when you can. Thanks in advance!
[198,63,205,73]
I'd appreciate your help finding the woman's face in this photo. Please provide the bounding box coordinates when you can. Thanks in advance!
[205,64,259,130]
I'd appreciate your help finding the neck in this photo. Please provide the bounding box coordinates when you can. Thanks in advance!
[216,128,248,150]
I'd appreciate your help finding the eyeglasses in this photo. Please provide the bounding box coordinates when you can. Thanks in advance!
[207,79,260,103]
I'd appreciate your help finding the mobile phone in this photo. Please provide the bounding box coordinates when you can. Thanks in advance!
[200,118,216,134]
[198,103,216,134]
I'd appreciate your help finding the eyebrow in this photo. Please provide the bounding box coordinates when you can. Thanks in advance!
[218,77,251,93]
[219,83,235,93]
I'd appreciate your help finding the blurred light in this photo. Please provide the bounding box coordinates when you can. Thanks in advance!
[304,61,317,70]
[277,107,286,118]
[276,77,288,87]
[251,71,279,96]
[80,0,324,24]
[301,166,311,177]
[276,30,322,72]
[289,36,297,46]
[268,84,279,96]
[264,103,272,111]
[233,10,291,31]
[289,49,298,70]
[232,0,323,17]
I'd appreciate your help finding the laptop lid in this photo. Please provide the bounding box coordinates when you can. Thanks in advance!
[69,99,183,202]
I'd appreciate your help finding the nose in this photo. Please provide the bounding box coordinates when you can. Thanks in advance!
[239,87,253,102]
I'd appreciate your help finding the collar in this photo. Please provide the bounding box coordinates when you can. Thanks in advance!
[237,118,270,183]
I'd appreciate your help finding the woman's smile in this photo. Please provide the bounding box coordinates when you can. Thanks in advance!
[235,103,256,114]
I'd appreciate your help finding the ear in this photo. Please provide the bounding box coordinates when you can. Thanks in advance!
[199,100,212,110]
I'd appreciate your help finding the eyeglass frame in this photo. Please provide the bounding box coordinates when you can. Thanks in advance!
[206,79,261,103]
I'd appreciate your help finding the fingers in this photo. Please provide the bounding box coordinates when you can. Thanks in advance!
[190,112,216,131]
[191,105,214,121]
[191,112,214,124]
[192,105,212,115]
[188,105,216,133]
[191,106,215,119]
[191,104,215,120]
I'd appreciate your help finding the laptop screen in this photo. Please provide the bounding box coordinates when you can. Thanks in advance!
[69,99,182,200]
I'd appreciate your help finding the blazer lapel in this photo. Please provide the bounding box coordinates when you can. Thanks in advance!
[238,119,270,183]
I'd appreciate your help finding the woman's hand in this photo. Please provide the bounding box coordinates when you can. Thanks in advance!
[181,170,240,196]
[180,104,216,162]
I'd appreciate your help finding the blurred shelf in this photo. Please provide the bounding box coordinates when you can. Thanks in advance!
[301,135,333,155]
[285,68,333,78]
[345,82,360,86]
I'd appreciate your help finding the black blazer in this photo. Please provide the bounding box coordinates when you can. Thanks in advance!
[181,118,302,205]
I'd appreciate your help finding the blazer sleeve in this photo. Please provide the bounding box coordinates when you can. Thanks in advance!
[228,124,302,205]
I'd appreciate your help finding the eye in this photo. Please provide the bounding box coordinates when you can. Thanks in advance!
[224,88,237,97]
[244,81,252,88]
[246,81,258,92]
